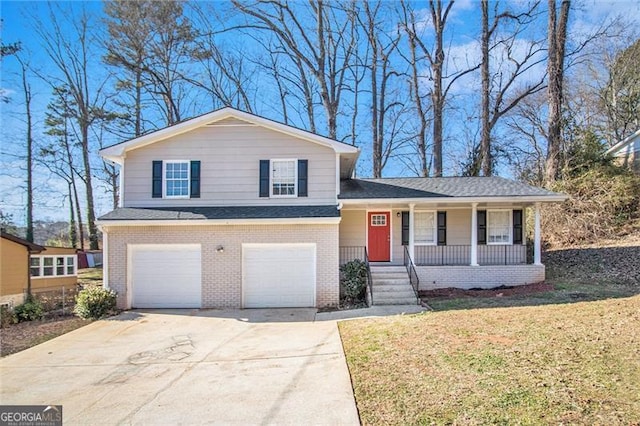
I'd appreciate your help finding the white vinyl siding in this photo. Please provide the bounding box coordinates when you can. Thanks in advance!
[414,211,436,245]
[30,255,77,278]
[487,210,511,244]
[123,125,336,207]
[271,159,297,197]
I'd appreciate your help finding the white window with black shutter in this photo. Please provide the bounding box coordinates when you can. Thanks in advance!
[402,210,446,246]
[477,209,522,245]
[152,160,200,199]
[259,159,308,198]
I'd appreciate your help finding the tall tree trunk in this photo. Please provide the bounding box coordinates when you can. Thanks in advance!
[20,61,34,243]
[68,182,78,248]
[135,67,142,137]
[81,122,99,249]
[480,0,491,176]
[431,0,448,177]
[545,0,570,184]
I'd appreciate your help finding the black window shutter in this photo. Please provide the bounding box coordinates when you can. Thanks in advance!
[152,161,163,198]
[259,160,270,197]
[190,161,201,198]
[401,211,409,246]
[513,209,523,244]
[477,210,487,245]
[298,159,308,197]
[437,211,447,246]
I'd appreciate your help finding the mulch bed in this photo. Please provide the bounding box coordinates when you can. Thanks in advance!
[419,282,555,300]
[1,316,91,357]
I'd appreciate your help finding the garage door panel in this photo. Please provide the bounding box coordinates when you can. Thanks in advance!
[130,244,202,309]
[243,244,316,308]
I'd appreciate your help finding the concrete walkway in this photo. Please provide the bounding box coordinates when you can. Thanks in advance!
[0,305,425,425]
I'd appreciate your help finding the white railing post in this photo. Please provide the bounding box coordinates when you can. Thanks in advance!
[470,202,479,266]
[534,202,542,265]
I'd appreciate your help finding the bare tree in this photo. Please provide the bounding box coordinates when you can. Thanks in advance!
[104,0,204,127]
[33,4,112,249]
[359,1,403,177]
[231,0,357,140]
[15,56,35,243]
[400,0,479,177]
[478,0,545,176]
[545,0,570,183]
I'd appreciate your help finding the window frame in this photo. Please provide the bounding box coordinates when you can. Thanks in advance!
[413,210,437,246]
[487,209,512,245]
[270,158,298,198]
[30,255,78,279]
[163,160,191,199]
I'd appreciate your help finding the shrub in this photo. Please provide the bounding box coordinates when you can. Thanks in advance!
[340,260,368,302]
[0,305,17,328]
[542,167,640,247]
[74,287,117,320]
[14,298,44,322]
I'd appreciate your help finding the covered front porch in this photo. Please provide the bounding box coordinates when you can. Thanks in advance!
[338,202,545,291]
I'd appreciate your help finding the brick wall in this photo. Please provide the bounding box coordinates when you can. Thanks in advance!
[416,264,545,290]
[104,224,339,309]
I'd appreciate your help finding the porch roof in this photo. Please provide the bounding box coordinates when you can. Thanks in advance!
[339,177,565,202]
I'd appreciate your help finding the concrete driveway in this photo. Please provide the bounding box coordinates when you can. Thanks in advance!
[0,309,360,425]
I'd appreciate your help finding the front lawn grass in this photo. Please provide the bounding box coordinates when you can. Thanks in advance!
[340,295,640,425]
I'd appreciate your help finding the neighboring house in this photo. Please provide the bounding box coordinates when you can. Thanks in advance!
[1,231,45,306]
[1,231,79,307]
[29,246,79,294]
[606,129,640,174]
[98,107,566,310]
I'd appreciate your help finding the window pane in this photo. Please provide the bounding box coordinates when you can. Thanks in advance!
[44,258,53,266]
[488,211,510,244]
[414,212,435,244]
[272,160,296,196]
[165,162,189,197]
[30,257,40,267]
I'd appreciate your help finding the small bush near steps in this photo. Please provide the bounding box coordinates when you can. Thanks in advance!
[0,305,18,328]
[74,287,117,320]
[340,259,368,304]
[14,298,45,322]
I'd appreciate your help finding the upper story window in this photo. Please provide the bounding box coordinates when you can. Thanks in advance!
[414,211,436,245]
[164,161,190,198]
[152,160,200,199]
[487,210,511,244]
[271,159,297,197]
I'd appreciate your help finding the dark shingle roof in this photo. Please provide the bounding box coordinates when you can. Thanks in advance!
[339,177,561,199]
[98,205,340,221]
[1,230,45,252]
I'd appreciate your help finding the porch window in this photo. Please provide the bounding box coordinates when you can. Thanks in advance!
[414,211,436,244]
[30,257,40,277]
[487,210,511,244]
[271,159,297,196]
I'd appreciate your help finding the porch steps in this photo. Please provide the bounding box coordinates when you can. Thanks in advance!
[370,266,418,305]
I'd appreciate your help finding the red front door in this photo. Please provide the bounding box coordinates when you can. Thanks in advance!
[368,211,391,261]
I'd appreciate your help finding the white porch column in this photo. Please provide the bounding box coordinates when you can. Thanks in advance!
[409,203,415,261]
[470,202,479,266]
[534,202,542,265]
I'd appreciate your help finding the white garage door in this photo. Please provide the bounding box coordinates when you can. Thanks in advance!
[243,243,316,308]
[129,244,201,309]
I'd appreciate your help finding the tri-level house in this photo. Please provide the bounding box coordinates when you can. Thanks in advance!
[98,107,566,310]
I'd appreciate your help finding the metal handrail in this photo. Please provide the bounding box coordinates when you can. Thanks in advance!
[403,246,420,305]
[364,247,373,306]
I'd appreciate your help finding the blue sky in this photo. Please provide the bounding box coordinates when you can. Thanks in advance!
[1,0,639,227]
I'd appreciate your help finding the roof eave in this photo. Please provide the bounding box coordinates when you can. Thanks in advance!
[606,128,640,154]
[98,107,360,161]
[339,195,568,204]
[97,217,341,227]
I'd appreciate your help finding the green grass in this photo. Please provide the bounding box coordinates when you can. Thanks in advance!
[340,296,640,425]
